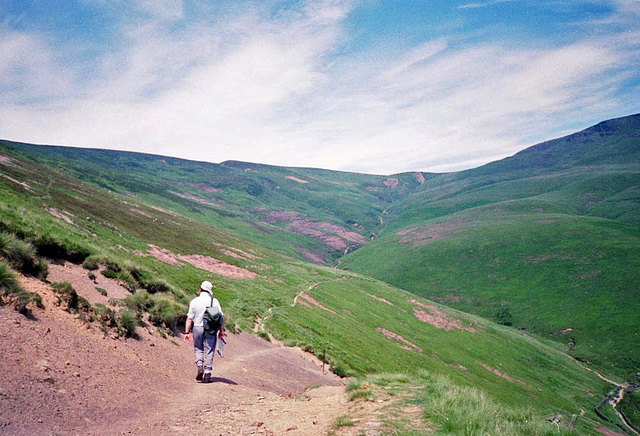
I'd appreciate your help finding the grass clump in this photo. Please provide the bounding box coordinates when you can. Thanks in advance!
[123,289,152,318]
[148,295,185,330]
[332,416,354,429]
[51,281,91,315]
[346,379,374,401]
[118,309,138,338]
[92,303,117,333]
[0,232,48,279]
[0,261,43,314]
[32,232,91,264]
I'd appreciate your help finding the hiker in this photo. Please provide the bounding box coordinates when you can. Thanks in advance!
[184,280,225,383]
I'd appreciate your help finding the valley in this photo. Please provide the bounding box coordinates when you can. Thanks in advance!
[1,113,639,434]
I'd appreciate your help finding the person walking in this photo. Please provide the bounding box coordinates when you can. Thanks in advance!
[184,280,225,383]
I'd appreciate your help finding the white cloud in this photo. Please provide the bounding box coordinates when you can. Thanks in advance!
[0,0,638,174]
[0,32,73,104]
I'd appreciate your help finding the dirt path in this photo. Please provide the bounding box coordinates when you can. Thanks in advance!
[0,267,347,435]
[115,333,347,436]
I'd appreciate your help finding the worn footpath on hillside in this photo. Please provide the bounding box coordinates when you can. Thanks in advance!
[0,264,348,435]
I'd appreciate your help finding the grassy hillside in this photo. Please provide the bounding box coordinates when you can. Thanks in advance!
[1,140,413,263]
[341,114,640,381]
[0,136,626,433]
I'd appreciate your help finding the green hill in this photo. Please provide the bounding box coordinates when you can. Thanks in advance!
[340,114,640,380]
[1,113,639,433]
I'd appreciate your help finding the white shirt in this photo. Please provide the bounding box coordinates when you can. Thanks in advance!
[187,292,223,327]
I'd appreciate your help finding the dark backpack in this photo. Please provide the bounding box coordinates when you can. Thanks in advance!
[203,295,223,333]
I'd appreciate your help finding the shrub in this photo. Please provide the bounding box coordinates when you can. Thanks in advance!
[496,306,514,326]
[118,310,138,338]
[283,339,298,347]
[348,388,373,402]
[0,260,21,296]
[345,378,362,392]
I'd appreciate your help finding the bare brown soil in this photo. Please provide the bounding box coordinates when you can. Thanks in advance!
[596,427,626,436]
[285,176,309,184]
[168,191,221,208]
[1,173,34,192]
[477,363,528,387]
[145,244,259,279]
[363,292,395,307]
[396,221,468,247]
[376,328,423,352]
[260,210,366,253]
[298,294,337,315]
[0,267,348,435]
[383,178,398,189]
[409,299,476,333]
[296,248,326,264]
[45,207,78,227]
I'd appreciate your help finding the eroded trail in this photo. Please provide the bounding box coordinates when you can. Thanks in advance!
[0,271,346,436]
[122,333,346,436]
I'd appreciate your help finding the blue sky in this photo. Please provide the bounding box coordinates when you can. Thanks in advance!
[1,0,638,174]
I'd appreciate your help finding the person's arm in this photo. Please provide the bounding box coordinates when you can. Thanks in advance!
[184,317,193,342]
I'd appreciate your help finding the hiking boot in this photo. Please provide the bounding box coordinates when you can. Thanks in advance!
[195,366,204,381]
[202,372,212,383]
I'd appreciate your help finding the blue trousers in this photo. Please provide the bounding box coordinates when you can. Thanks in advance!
[192,326,218,371]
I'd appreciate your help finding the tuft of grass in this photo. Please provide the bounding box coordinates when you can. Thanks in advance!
[348,388,374,402]
[332,416,354,429]
[148,295,185,329]
[283,339,297,347]
[118,309,138,338]
[0,232,48,279]
[123,289,152,318]
[51,281,91,321]
[92,303,117,333]
[345,378,363,392]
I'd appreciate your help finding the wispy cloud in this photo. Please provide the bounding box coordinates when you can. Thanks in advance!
[0,0,638,174]
[458,0,514,10]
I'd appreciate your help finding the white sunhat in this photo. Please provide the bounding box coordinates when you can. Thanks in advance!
[200,280,213,293]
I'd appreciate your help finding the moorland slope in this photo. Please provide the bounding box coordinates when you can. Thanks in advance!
[1,113,638,434]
